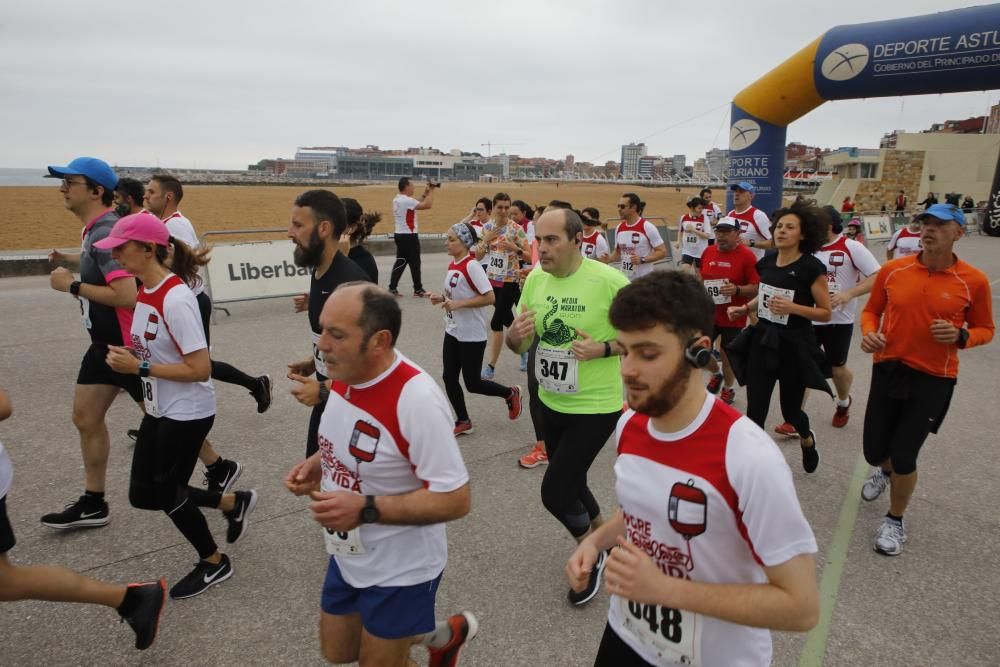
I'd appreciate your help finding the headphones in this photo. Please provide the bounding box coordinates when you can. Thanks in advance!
[684,337,713,369]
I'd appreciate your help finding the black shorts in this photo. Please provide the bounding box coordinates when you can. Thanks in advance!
[680,254,702,268]
[77,343,143,402]
[594,623,654,666]
[0,495,15,554]
[813,323,853,367]
[711,325,741,351]
[862,361,956,475]
[490,282,520,332]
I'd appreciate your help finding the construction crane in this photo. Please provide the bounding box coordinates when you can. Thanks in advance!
[481,141,525,158]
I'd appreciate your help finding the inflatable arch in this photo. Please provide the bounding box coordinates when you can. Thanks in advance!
[727,4,1000,222]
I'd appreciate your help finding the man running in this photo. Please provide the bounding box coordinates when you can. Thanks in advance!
[860,204,993,556]
[727,181,773,260]
[675,196,712,274]
[285,283,477,667]
[607,193,666,281]
[286,190,372,457]
[388,177,435,297]
[568,271,818,666]
[113,177,145,217]
[700,187,722,244]
[507,207,630,606]
[885,215,922,260]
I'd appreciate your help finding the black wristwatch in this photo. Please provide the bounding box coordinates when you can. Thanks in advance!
[957,328,970,349]
[603,341,612,358]
[361,495,380,524]
[70,280,82,296]
[139,361,151,378]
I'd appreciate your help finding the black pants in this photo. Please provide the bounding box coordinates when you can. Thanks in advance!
[129,414,221,560]
[526,340,545,441]
[540,404,619,537]
[389,233,423,292]
[441,334,511,422]
[744,342,811,438]
[196,291,257,391]
[306,374,328,458]
[594,623,654,666]
[490,282,520,331]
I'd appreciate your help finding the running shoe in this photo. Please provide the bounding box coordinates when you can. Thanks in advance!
[169,555,233,600]
[873,517,907,556]
[832,395,852,428]
[126,429,139,442]
[519,352,529,372]
[706,373,723,394]
[250,375,273,414]
[224,490,258,544]
[454,421,474,436]
[203,459,243,495]
[518,443,548,469]
[388,289,402,298]
[414,290,429,298]
[40,495,110,529]
[118,578,166,650]
[427,612,480,667]
[506,386,523,420]
[719,388,736,405]
[861,468,890,502]
[568,549,607,606]
[481,365,495,381]
[773,422,797,437]
[801,431,820,474]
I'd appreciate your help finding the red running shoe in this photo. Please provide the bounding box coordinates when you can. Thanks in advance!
[506,386,523,420]
[832,395,852,428]
[427,612,480,667]
[774,422,797,437]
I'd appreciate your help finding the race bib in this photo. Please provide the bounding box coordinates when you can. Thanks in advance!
[758,284,795,326]
[141,377,160,418]
[312,331,325,376]
[826,278,841,295]
[617,597,702,666]
[703,279,730,305]
[79,296,92,329]
[685,235,698,246]
[487,252,508,280]
[621,258,634,276]
[536,345,579,394]
[323,526,366,556]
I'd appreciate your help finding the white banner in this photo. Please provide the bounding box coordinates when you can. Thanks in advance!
[204,240,311,303]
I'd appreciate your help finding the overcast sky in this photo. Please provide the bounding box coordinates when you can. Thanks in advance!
[2,0,996,170]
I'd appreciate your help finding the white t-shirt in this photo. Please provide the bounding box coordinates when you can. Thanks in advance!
[129,274,216,420]
[614,218,665,280]
[443,255,492,342]
[728,206,772,260]
[162,212,204,296]
[679,214,710,258]
[0,441,12,499]
[581,230,610,260]
[704,201,723,227]
[609,394,817,667]
[814,235,881,325]
[393,194,420,234]
[318,352,469,588]
[887,227,922,257]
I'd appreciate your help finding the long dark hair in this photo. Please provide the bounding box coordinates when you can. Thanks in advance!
[155,238,211,288]
[769,200,829,255]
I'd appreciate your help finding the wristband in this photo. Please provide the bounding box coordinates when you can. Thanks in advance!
[138,361,151,378]
[603,341,612,358]
[957,328,970,349]
[734,285,741,296]
[70,280,81,296]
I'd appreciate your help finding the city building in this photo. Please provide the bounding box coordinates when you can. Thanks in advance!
[671,154,686,175]
[986,102,1000,135]
[620,142,647,179]
[705,148,728,179]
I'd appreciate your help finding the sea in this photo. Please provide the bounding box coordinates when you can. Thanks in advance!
[0,168,57,186]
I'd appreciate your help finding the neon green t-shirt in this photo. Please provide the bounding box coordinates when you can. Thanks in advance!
[519,258,630,414]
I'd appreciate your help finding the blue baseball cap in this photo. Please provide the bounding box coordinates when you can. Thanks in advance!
[730,181,755,194]
[46,157,118,191]
[916,203,965,226]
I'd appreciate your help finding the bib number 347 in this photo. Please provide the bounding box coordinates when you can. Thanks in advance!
[619,597,701,666]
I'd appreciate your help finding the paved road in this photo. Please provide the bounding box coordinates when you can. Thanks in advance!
[1,237,999,666]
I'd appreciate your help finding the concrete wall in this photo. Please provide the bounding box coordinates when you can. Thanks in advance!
[895,132,1000,203]
[854,150,925,213]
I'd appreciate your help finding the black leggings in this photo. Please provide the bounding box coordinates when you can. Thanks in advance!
[526,340,545,441]
[744,341,811,438]
[129,414,221,560]
[490,282,520,332]
[389,234,423,292]
[594,623,653,666]
[441,334,511,422]
[540,404,619,538]
[196,291,258,391]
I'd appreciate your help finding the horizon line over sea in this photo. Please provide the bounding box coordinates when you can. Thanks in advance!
[0,168,57,186]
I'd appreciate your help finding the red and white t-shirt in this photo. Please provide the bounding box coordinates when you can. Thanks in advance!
[393,194,420,234]
[443,254,492,342]
[700,244,759,328]
[318,352,469,588]
[678,214,710,258]
[129,274,215,420]
[609,394,817,667]
[162,212,205,295]
[614,218,665,280]
[887,227,922,257]
[727,206,772,260]
[814,235,881,325]
[704,202,722,227]
[581,230,610,260]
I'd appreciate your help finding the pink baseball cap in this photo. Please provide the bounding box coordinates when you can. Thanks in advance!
[93,212,169,249]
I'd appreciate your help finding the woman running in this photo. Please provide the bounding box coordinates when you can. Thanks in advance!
[342,198,380,283]
[97,212,258,600]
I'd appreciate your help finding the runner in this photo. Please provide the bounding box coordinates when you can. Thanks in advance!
[113,177,145,217]
[607,193,666,281]
[388,177,435,297]
[581,213,611,262]
[675,196,712,275]
[342,197,380,283]
[459,197,493,273]
[287,190,373,457]
[96,213,258,600]
[474,193,529,381]
[507,207,630,605]
[699,217,759,405]
[727,181,773,260]
[284,283,477,667]
[885,215,922,260]
[844,218,865,245]
[429,222,522,435]
[859,204,993,556]
[725,201,832,473]
[511,200,537,371]
[0,385,165,649]
[568,270,818,666]
[700,187,723,228]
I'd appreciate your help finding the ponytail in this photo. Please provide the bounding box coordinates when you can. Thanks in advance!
[155,236,211,289]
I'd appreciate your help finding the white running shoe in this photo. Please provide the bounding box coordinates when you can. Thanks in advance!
[861,468,889,502]
[873,518,907,556]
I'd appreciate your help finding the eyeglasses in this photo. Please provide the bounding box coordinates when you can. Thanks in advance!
[616,204,629,209]
[61,178,88,188]
[474,208,486,212]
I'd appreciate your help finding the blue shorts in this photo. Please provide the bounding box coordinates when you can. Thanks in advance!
[321,556,442,640]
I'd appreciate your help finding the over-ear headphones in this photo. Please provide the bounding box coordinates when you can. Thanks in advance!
[684,337,712,369]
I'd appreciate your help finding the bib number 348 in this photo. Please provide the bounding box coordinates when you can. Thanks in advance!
[618,597,701,666]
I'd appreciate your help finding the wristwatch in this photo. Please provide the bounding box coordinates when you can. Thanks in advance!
[957,328,970,349]
[361,495,380,524]
[748,239,756,247]
[70,280,81,296]
[639,256,645,264]
[139,361,151,378]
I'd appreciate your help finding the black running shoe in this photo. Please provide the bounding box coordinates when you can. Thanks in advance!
[801,430,820,474]
[126,429,139,442]
[203,459,243,495]
[119,579,166,650]
[567,549,607,606]
[250,375,272,414]
[170,555,233,600]
[40,495,110,529]
[224,490,258,544]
